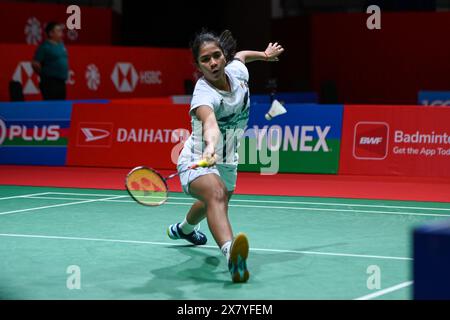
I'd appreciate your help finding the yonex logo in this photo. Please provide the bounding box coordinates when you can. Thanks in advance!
[353,122,389,160]
[111,62,138,92]
[77,122,113,147]
[81,128,110,142]
[12,62,40,95]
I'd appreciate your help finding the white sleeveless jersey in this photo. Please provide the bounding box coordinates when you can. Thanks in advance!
[179,59,250,166]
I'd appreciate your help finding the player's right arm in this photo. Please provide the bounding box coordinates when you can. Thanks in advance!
[235,42,284,64]
[195,106,220,164]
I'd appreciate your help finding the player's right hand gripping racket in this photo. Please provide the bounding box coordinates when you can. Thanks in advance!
[125,158,213,206]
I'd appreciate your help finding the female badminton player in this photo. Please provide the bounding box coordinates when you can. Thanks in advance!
[167,30,284,283]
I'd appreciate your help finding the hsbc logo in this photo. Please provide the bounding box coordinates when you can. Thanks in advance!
[111,62,139,92]
[110,62,163,93]
[353,122,389,160]
[12,62,40,95]
[77,122,114,147]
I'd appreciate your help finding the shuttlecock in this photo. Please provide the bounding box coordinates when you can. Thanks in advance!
[265,99,287,120]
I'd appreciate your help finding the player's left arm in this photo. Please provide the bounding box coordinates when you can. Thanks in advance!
[234,42,284,64]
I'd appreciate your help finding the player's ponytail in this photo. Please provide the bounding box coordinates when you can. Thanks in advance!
[219,30,237,64]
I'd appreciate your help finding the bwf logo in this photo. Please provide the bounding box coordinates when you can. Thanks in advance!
[360,137,383,145]
[353,122,389,160]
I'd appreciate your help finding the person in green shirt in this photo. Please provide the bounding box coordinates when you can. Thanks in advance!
[32,22,69,100]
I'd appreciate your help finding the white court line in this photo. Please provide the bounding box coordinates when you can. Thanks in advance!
[0,195,124,216]
[164,202,450,218]
[354,281,414,300]
[0,192,50,201]
[44,192,450,212]
[21,196,450,218]
[0,233,412,261]
[47,192,126,197]
[219,203,450,217]
[27,196,138,201]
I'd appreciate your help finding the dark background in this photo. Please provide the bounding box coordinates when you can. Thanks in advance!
[6,0,450,103]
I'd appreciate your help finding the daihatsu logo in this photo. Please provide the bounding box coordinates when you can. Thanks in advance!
[81,128,111,142]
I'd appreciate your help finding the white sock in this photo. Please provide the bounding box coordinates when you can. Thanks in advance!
[221,241,232,261]
[179,218,196,235]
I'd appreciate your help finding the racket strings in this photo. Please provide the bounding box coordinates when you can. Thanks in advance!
[126,167,168,205]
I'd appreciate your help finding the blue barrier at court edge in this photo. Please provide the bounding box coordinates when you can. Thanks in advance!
[414,219,450,299]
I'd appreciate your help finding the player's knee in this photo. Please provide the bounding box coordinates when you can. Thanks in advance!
[206,186,228,204]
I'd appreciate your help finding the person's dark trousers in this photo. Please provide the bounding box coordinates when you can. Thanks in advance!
[39,77,67,100]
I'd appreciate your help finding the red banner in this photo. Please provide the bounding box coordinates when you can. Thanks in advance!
[339,105,450,177]
[0,44,195,101]
[66,102,191,169]
[311,12,450,104]
[0,1,115,45]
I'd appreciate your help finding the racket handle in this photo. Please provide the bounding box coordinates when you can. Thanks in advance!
[197,159,211,168]
[186,158,215,171]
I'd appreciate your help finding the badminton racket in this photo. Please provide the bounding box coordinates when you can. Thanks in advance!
[125,158,214,206]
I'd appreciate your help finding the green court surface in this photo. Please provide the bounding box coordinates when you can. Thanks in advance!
[1,185,449,300]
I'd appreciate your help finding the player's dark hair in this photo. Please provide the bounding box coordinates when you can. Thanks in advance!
[45,22,59,37]
[190,29,237,65]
